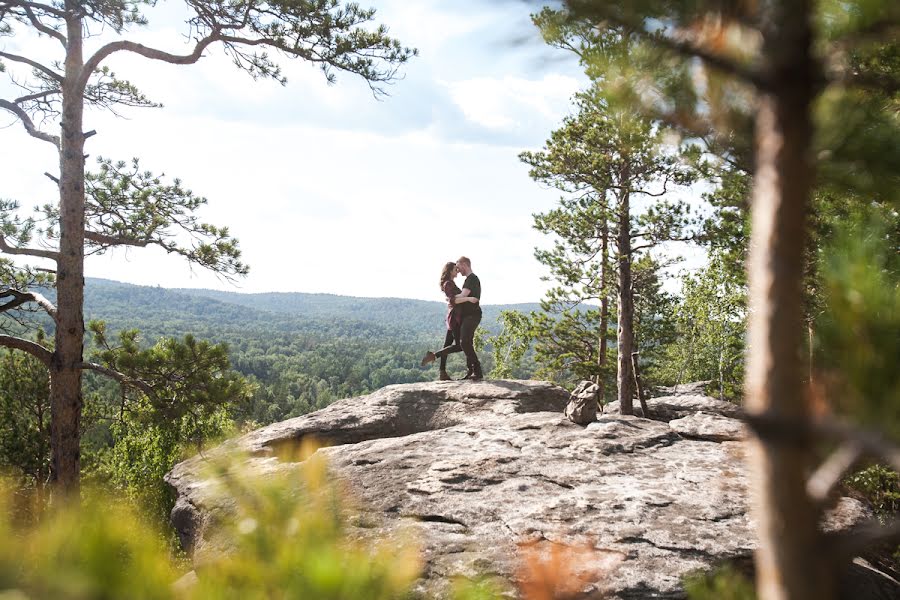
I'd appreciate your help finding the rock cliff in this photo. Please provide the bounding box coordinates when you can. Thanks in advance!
[166,380,899,599]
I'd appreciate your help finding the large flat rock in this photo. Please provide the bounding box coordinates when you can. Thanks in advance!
[166,380,896,599]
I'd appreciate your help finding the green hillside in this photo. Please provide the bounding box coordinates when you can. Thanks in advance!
[66,278,543,424]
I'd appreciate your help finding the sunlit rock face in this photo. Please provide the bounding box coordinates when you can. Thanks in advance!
[167,380,896,599]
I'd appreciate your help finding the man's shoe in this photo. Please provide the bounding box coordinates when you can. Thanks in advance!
[439,369,451,381]
[420,351,436,367]
[459,366,474,380]
[472,364,484,381]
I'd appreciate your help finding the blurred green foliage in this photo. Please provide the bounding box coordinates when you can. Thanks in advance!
[815,206,900,439]
[0,450,506,600]
[683,565,756,600]
[845,465,900,519]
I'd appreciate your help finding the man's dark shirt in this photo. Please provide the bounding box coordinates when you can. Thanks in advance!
[461,273,482,317]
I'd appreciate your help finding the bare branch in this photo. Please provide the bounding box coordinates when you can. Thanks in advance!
[43,171,58,184]
[80,361,155,397]
[14,88,58,104]
[21,3,66,45]
[0,99,60,146]
[0,233,59,260]
[0,334,52,366]
[80,33,221,91]
[3,1,66,19]
[0,50,63,82]
[745,414,900,474]
[807,442,864,505]
[0,287,58,320]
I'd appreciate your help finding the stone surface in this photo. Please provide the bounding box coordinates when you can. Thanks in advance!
[566,380,600,425]
[604,393,743,422]
[669,411,747,442]
[167,380,895,599]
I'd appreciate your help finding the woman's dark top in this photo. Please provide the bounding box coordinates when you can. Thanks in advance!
[442,280,463,331]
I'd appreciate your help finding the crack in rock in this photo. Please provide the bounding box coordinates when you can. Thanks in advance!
[406,514,469,528]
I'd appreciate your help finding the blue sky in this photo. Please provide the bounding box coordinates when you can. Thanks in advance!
[1,1,701,304]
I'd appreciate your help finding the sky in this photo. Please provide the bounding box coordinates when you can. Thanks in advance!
[0,1,703,304]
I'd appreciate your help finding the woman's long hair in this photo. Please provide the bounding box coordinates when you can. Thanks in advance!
[439,262,456,290]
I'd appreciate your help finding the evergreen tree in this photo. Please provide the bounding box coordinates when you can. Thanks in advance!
[552,1,900,597]
[520,88,696,412]
[0,0,414,491]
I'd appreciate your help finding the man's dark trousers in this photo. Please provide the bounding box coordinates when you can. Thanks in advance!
[460,313,481,372]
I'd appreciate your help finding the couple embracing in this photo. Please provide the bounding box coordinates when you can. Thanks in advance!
[421,256,483,381]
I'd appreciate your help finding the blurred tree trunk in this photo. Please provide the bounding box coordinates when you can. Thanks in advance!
[744,1,833,598]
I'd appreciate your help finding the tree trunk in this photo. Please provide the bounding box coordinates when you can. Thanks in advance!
[616,187,634,414]
[597,219,609,399]
[745,1,831,598]
[50,5,86,494]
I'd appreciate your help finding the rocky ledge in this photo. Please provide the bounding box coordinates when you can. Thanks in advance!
[166,380,899,599]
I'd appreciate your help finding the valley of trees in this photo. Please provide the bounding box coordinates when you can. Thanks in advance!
[1,0,898,599]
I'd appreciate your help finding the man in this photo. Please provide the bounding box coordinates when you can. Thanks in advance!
[455,256,483,380]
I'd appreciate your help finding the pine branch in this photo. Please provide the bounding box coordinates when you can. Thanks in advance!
[84,230,148,247]
[20,3,66,45]
[0,233,59,260]
[0,1,66,19]
[0,99,60,146]
[0,334,52,365]
[80,32,222,91]
[0,50,63,82]
[14,89,58,104]
[79,361,155,397]
[807,443,864,505]
[0,287,58,320]
[744,414,900,473]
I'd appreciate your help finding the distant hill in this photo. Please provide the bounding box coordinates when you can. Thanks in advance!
[10,279,546,424]
[169,284,543,337]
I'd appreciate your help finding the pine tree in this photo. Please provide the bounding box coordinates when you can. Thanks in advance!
[0,0,415,491]
[521,88,696,412]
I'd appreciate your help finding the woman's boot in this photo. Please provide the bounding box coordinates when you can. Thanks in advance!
[439,369,451,381]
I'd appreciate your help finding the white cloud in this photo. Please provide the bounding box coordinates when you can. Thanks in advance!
[0,1,595,305]
[442,74,580,130]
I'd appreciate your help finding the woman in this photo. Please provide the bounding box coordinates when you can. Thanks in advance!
[421,261,479,380]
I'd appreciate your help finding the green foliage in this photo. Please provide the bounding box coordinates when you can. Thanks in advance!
[519,86,699,397]
[189,451,421,599]
[88,322,251,423]
[683,564,755,600]
[815,206,900,438]
[699,169,752,266]
[630,255,679,385]
[0,333,50,485]
[658,252,747,401]
[82,324,251,520]
[0,448,425,600]
[489,310,534,379]
[0,482,178,599]
[845,465,900,518]
[0,321,250,521]
[95,408,237,526]
[529,308,610,387]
